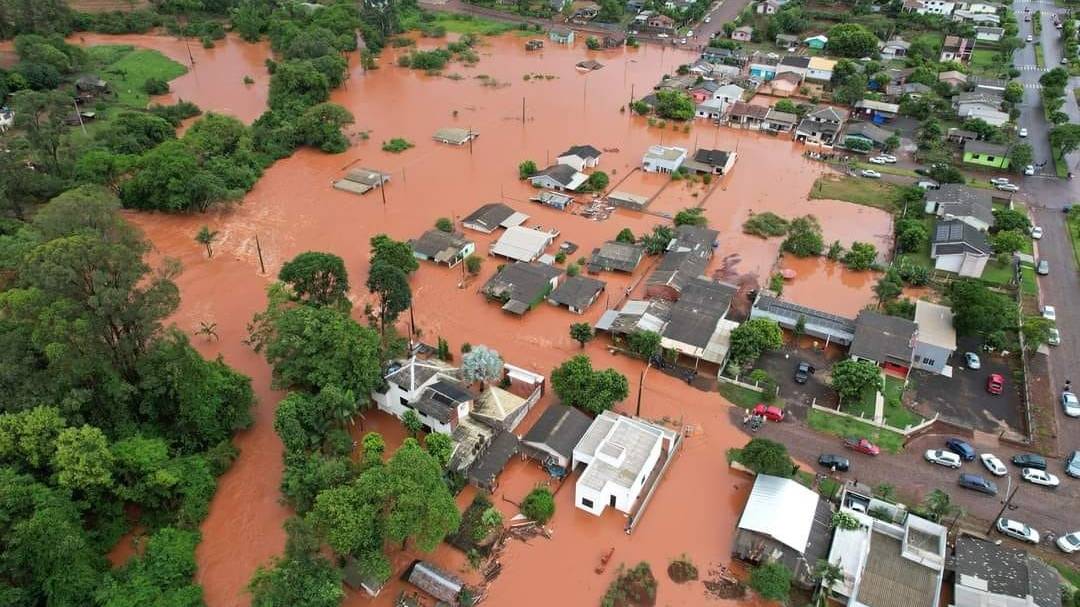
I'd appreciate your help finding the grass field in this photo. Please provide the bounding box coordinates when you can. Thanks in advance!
[882,376,922,429]
[1020,266,1038,297]
[809,175,905,212]
[981,260,1014,286]
[969,48,1004,77]
[1068,216,1080,269]
[401,11,519,35]
[851,161,921,178]
[718,382,765,409]
[86,45,187,110]
[842,387,877,419]
[807,409,905,453]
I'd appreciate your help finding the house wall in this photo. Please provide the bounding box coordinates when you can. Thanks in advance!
[642,156,685,173]
[645,283,680,301]
[806,68,832,81]
[530,175,568,190]
[573,439,662,516]
[556,155,586,172]
[934,252,987,277]
[913,341,952,374]
[372,382,461,435]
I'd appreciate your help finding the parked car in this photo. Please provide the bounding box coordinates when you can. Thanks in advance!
[860,169,882,178]
[868,156,887,165]
[1026,34,1034,42]
[752,404,785,422]
[917,180,940,190]
[794,361,813,384]
[1049,327,1061,346]
[958,473,998,495]
[1063,392,1080,417]
[1037,260,1050,275]
[945,438,976,461]
[997,517,1040,543]
[1024,164,1035,175]
[1021,467,1060,487]
[965,352,981,369]
[1057,531,1080,554]
[925,449,962,468]
[996,183,1020,192]
[704,16,711,22]
[878,154,897,163]
[986,373,1004,395]
[980,453,1008,476]
[1067,451,1080,478]
[990,177,1012,186]
[818,453,850,472]
[1019,128,1028,137]
[843,437,880,455]
[1041,305,1056,320]
[1012,453,1047,470]
[1030,226,1043,239]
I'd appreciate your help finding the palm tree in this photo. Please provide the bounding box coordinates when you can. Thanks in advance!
[195,321,218,341]
[922,489,963,522]
[195,225,219,258]
[812,559,843,607]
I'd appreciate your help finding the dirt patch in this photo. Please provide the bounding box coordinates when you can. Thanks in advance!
[703,563,746,600]
[602,562,659,607]
[667,555,699,584]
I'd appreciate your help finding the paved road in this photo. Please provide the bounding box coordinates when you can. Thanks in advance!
[754,418,1080,562]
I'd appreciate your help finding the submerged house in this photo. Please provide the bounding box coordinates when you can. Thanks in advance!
[482,261,562,315]
[588,241,645,273]
[645,225,718,301]
[372,357,474,435]
[411,229,475,267]
[406,561,465,605]
[556,144,602,172]
[462,202,528,234]
[521,404,593,472]
[548,275,606,314]
[490,226,557,263]
[529,163,589,192]
[433,127,478,145]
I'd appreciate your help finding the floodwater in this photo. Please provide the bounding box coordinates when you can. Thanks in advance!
[74,30,897,605]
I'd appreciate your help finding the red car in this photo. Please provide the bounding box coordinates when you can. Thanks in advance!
[986,373,1004,395]
[752,404,785,422]
[843,437,881,456]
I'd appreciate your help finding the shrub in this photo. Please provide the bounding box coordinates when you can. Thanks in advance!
[521,487,555,523]
[382,138,414,153]
[144,77,169,95]
[750,562,792,602]
[743,212,789,237]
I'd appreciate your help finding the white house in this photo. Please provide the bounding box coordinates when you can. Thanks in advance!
[903,0,956,15]
[572,411,678,516]
[555,144,602,172]
[642,145,687,173]
[712,83,746,107]
[528,164,588,191]
[371,357,475,435]
[974,26,1004,42]
[695,98,726,120]
[0,109,12,133]
[913,300,957,376]
[490,226,557,263]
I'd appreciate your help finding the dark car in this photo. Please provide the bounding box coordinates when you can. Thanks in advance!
[1066,451,1080,479]
[945,438,976,461]
[794,362,813,384]
[1012,453,1047,470]
[818,454,850,472]
[958,473,998,496]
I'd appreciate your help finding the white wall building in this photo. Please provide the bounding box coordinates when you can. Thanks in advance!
[642,145,687,173]
[371,357,474,435]
[572,411,677,516]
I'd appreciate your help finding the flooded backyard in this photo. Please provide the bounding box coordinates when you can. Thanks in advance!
[79,29,897,605]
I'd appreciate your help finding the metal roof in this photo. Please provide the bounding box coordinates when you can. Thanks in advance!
[914,300,956,351]
[737,474,821,552]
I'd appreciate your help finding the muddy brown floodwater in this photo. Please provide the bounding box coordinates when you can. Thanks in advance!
[77,30,896,605]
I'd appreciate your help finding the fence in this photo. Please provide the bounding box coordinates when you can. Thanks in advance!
[810,402,938,436]
[716,373,767,393]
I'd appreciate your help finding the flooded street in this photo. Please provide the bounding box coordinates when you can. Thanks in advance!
[78,30,895,605]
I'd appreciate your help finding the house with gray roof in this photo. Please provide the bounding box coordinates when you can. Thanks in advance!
[548,275,605,314]
[483,261,562,315]
[682,148,738,175]
[661,278,739,365]
[931,219,991,277]
[411,229,475,267]
[645,225,718,300]
[372,357,474,434]
[556,144,602,172]
[850,310,917,374]
[841,121,896,149]
[795,106,848,145]
[406,560,466,604]
[521,404,593,470]
[462,202,528,233]
[589,240,644,273]
[880,37,911,59]
[433,127,477,145]
[954,536,1061,607]
[750,293,857,346]
[529,163,589,192]
[924,184,995,231]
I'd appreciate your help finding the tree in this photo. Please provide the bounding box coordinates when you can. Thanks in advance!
[812,560,843,605]
[278,251,350,308]
[740,438,794,477]
[12,89,72,175]
[550,355,629,414]
[883,134,901,153]
[295,102,354,153]
[367,261,412,335]
[750,562,792,602]
[830,359,880,402]
[1049,124,1080,157]
[424,432,453,467]
[370,233,418,274]
[587,171,609,191]
[1022,315,1054,350]
[615,228,636,244]
[627,329,662,360]
[586,36,601,50]
[674,207,707,227]
[639,225,675,255]
[1008,144,1033,171]
[921,489,961,522]
[462,345,504,385]
[53,424,114,493]
[195,225,219,258]
[521,487,555,523]
[268,59,331,112]
[464,254,483,275]
[947,279,1015,338]
[831,511,861,530]
[774,99,798,114]
[248,518,344,607]
[728,319,783,367]
[873,483,897,501]
[992,209,1030,237]
[1040,67,1069,89]
[263,305,382,395]
[1003,81,1024,104]
[401,409,422,437]
[654,89,695,121]
[274,386,356,453]
[518,160,537,179]
[596,0,623,22]
[990,230,1027,256]
[842,242,877,270]
[435,217,453,233]
[874,268,903,305]
[895,218,927,254]
[570,322,594,348]
[100,111,176,155]
[826,24,880,58]
[782,215,824,257]
[280,452,355,513]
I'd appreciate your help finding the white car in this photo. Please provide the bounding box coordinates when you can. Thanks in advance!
[1063,391,1080,417]
[1019,128,1028,137]
[917,180,939,190]
[686,30,694,37]
[868,157,887,164]
[860,169,882,178]
[990,177,1012,185]
[1030,226,1043,239]
[925,449,962,468]
[1041,305,1056,321]
[996,183,1020,192]
[1024,164,1035,175]
[1026,34,1034,42]
[965,352,981,369]
[657,33,669,38]
[1057,531,1080,554]
[980,453,1007,476]
[1048,327,1061,346]
[1021,467,1060,487]
[878,154,897,163]
[998,517,1040,543]
[704,17,711,23]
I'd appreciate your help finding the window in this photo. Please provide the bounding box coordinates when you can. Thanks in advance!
[986,156,996,162]
[923,357,936,366]
[581,498,594,508]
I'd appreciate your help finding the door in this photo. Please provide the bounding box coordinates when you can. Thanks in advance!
[609,495,617,508]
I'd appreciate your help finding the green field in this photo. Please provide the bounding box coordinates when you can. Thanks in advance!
[851,161,921,178]
[718,382,765,409]
[842,386,878,419]
[1020,266,1038,296]
[807,409,905,453]
[401,11,518,35]
[810,176,906,212]
[87,45,188,110]
[981,259,1014,286]
[969,48,1004,77]
[882,376,922,429]
[1035,43,1046,69]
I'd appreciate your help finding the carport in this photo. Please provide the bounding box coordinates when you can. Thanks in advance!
[750,294,856,347]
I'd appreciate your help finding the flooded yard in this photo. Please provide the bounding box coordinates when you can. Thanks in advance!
[80,29,896,605]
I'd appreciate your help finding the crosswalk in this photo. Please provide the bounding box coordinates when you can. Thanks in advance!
[1021,82,1044,90]
[1016,65,1050,72]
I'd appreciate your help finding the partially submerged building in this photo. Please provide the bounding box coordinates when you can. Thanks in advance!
[556,144,602,172]
[645,225,718,301]
[406,560,465,605]
[490,226,557,263]
[682,148,737,175]
[372,357,474,434]
[588,241,645,273]
[529,163,589,192]
[548,275,606,314]
[521,403,593,473]
[410,230,475,268]
[482,261,562,315]
[332,167,390,195]
[641,145,688,173]
[433,127,478,145]
[462,202,528,234]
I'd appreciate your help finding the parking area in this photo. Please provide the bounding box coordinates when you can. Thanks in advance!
[908,337,1025,434]
[755,339,843,419]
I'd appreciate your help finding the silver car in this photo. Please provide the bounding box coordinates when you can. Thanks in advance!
[925,449,962,468]
[996,517,1040,543]
[965,352,981,369]
[1063,391,1080,417]
[1037,260,1049,275]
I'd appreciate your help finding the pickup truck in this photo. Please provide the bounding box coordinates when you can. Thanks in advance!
[843,437,881,456]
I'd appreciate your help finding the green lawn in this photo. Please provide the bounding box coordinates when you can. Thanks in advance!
[87,45,188,110]
[807,409,905,453]
[981,260,1014,286]
[1068,217,1080,269]
[851,161,921,178]
[842,386,878,419]
[718,382,765,409]
[795,470,841,499]
[809,176,905,212]
[401,11,518,35]
[882,376,922,429]
[970,48,1004,77]
[1021,266,1038,297]
[1035,43,1046,69]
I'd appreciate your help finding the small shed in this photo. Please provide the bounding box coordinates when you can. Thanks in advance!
[607,190,649,210]
[333,167,389,195]
[531,190,573,210]
[521,404,593,470]
[433,127,477,145]
[549,28,575,44]
[406,560,465,605]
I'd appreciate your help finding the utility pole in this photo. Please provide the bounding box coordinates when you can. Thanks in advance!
[986,476,1018,535]
[380,181,387,206]
[630,83,635,106]
[635,359,651,417]
[469,126,474,154]
[522,97,526,123]
[73,99,87,136]
[255,233,266,274]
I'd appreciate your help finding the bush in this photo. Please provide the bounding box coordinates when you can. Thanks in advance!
[465,255,483,275]
[743,212,789,237]
[382,138,414,153]
[521,487,555,523]
[740,438,794,477]
[750,562,792,602]
[143,77,170,95]
[435,217,453,232]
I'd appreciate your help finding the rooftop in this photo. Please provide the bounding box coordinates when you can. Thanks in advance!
[767,109,798,124]
[737,474,822,552]
[462,202,527,232]
[730,101,770,119]
[927,184,994,226]
[964,140,1009,156]
[559,144,602,159]
[932,219,991,255]
[411,229,472,263]
[692,148,733,168]
[843,121,896,144]
[914,300,956,351]
[549,275,605,310]
[575,411,674,492]
[490,226,556,262]
[589,240,645,272]
[955,536,1061,607]
[471,385,528,424]
[522,404,593,461]
[596,299,671,335]
[532,163,588,189]
[483,261,562,311]
[808,56,836,70]
[413,379,475,423]
[407,561,464,604]
[433,127,476,144]
[751,294,857,344]
[780,55,811,68]
[850,310,916,366]
[385,357,456,393]
[644,145,687,162]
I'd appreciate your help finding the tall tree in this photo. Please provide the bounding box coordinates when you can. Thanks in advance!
[728,319,783,367]
[369,234,419,274]
[11,89,72,176]
[569,322,594,348]
[830,359,880,402]
[278,251,350,308]
[195,225,219,258]
[461,345,504,385]
[366,261,412,335]
[550,355,629,414]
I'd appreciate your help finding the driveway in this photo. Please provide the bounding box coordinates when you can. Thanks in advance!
[755,343,839,418]
[909,338,1025,434]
